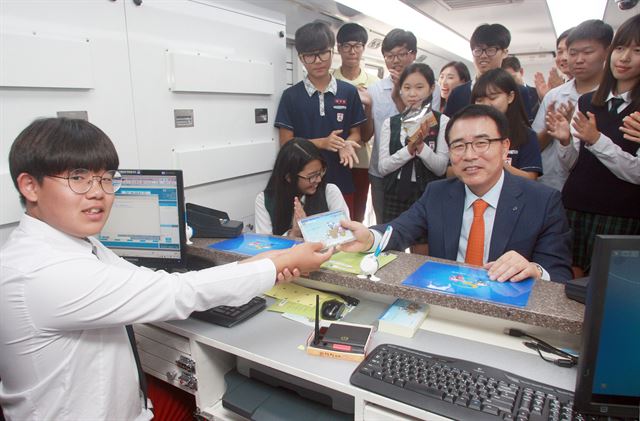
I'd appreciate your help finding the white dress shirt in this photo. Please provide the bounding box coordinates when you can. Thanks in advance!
[368,77,401,178]
[0,214,276,420]
[254,183,350,235]
[377,113,450,179]
[370,171,550,280]
[557,90,640,184]
[532,79,589,191]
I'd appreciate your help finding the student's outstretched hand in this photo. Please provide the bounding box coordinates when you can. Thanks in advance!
[288,197,306,238]
[357,86,372,108]
[547,67,564,90]
[621,111,640,143]
[321,130,345,152]
[336,220,374,253]
[534,72,549,100]
[572,111,600,145]
[270,242,333,283]
[484,251,541,282]
[545,109,571,145]
[338,140,360,168]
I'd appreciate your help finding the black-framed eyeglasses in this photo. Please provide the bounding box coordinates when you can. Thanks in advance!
[48,168,122,194]
[338,42,364,53]
[383,50,413,62]
[297,169,326,183]
[471,46,501,57]
[449,138,505,156]
[299,49,332,64]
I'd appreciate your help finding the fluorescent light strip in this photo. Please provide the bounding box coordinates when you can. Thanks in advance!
[546,0,607,38]
[336,0,472,61]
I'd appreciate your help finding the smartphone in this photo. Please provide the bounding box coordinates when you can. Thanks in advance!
[297,210,354,248]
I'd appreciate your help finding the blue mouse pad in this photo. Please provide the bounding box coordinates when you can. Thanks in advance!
[208,233,299,256]
[401,260,534,307]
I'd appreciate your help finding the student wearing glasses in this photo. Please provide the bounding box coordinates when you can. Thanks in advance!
[340,105,572,284]
[332,23,380,223]
[0,118,331,420]
[363,28,418,224]
[255,138,349,236]
[275,22,366,216]
[444,24,535,121]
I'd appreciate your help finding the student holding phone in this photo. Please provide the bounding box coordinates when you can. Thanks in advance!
[255,138,350,237]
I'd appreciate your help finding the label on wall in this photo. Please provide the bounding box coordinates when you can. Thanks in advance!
[174,109,194,128]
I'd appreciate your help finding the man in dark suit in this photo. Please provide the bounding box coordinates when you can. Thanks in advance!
[341,105,572,283]
[444,24,535,121]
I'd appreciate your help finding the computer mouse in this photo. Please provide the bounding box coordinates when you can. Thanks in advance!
[321,299,345,320]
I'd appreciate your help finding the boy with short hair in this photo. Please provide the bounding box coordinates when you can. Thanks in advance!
[532,19,613,191]
[534,28,574,100]
[275,22,367,214]
[502,55,540,118]
[444,23,535,119]
[333,22,380,222]
[365,28,417,223]
[0,118,330,420]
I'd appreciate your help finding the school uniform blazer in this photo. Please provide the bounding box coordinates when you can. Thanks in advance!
[372,171,573,282]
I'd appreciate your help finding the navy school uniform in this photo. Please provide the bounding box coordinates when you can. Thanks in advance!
[507,128,543,175]
[274,78,367,194]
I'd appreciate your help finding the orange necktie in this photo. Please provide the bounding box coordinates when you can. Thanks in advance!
[465,199,489,266]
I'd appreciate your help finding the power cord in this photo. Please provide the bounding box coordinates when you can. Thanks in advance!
[505,328,578,367]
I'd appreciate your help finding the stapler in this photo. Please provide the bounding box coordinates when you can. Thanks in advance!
[186,203,243,238]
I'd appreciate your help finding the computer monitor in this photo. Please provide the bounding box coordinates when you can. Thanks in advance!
[98,169,187,270]
[574,235,640,418]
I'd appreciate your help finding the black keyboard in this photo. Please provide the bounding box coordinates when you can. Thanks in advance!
[351,344,612,421]
[191,296,266,327]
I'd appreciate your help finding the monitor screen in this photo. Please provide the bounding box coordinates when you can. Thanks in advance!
[98,169,186,270]
[574,235,640,417]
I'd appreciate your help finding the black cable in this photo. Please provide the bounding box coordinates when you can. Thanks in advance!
[505,328,578,364]
[524,342,576,368]
[310,288,359,306]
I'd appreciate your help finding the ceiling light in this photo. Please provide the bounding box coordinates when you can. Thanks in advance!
[546,0,607,38]
[336,0,472,61]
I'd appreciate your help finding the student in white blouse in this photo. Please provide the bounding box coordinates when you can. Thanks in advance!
[255,138,350,236]
[0,118,331,420]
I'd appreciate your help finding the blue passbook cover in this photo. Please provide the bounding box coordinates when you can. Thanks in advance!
[208,233,299,256]
[401,260,534,308]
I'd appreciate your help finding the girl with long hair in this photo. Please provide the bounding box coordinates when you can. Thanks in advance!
[546,13,640,276]
[255,138,349,236]
[472,68,543,180]
[438,61,471,113]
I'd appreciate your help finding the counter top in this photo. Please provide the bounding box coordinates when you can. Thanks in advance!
[187,238,585,335]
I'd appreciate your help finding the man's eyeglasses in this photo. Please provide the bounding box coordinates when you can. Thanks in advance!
[383,50,413,62]
[299,50,332,65]
[338,42,364,53]
[449,138,505,156]
[471,46,501,57]
[48,168,122,194]
[297,169,326,183]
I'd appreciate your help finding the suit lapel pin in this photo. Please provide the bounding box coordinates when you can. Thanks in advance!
[512,206,518,212]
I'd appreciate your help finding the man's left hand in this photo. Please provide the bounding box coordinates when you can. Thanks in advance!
[484,251,540,282]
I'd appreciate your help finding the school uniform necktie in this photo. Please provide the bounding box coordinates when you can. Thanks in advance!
[465,199,489,266]
[609,97,625,116]
[397,138,415,200]
[90,244,148,409]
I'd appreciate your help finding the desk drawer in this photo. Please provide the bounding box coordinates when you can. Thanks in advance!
[134,323,191,355]
[140,349,197,395]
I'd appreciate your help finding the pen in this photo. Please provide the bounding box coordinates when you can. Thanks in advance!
[374,226,393,257]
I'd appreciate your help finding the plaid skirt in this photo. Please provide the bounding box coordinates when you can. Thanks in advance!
[383,182,427,243]
[566,209,640,273]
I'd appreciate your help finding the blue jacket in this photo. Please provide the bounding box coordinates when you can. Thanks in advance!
[372,171,573,282]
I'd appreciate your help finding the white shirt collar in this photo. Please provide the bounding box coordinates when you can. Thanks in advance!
[303,74,337,97]
[463,170,505,211]
[20,213,95,253]
[605,89,631,104]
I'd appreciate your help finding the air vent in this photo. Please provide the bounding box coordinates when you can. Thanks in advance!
[416,54,428,63]
[434,0,523,10]
[368,38,382,49]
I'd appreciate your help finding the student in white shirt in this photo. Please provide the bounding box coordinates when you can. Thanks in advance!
[0,118,331,420]
[255,138,349,236]
[532,19,613,191]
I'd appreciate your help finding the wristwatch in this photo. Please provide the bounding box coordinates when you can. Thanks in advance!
[534,263,544,280]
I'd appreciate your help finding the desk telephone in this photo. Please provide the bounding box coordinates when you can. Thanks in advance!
[186,203,243,238]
